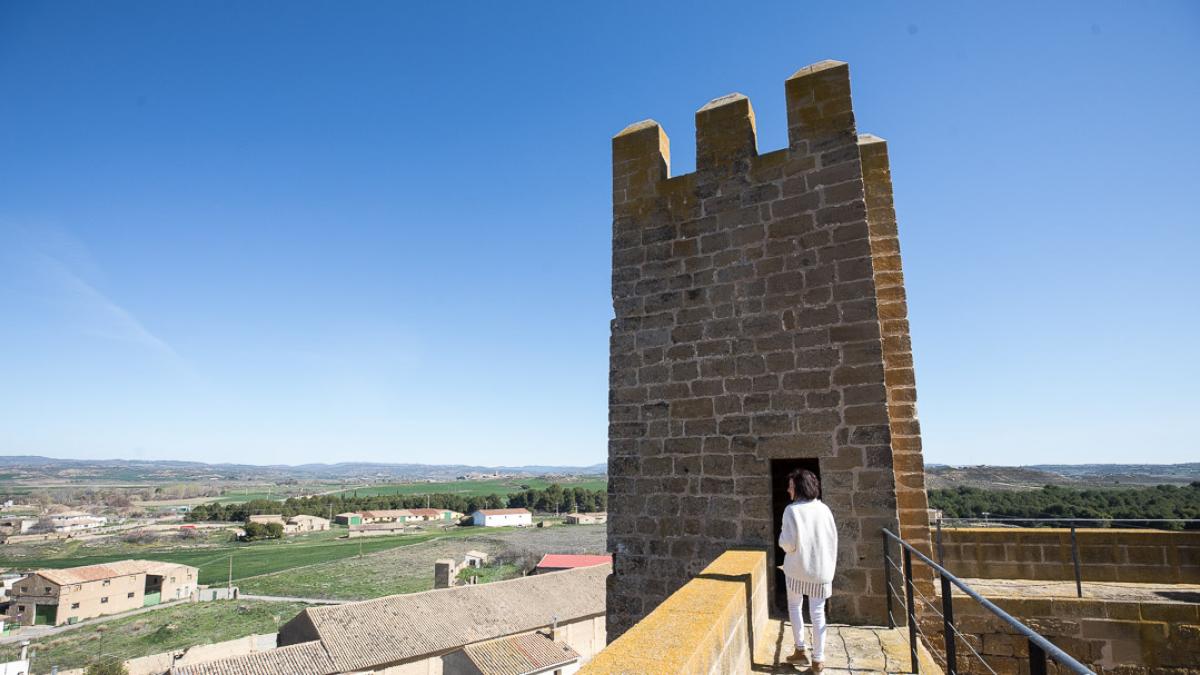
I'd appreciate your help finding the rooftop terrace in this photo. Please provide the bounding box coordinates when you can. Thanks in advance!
[580,549,943,675]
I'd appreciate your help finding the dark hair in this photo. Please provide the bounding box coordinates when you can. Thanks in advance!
[788,468,821,501]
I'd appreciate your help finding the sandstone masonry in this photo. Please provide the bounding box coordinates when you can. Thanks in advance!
[607,60,932,637]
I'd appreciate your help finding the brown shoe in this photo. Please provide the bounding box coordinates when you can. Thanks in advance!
[810,661,824,673]
[786,648,810,667]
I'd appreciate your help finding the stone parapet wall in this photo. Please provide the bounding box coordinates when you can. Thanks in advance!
[938,528,1200,584]
[58,632,278,675]
[582,549,767,675]
[917,596,1200,675]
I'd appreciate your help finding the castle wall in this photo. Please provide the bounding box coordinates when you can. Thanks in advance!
[607,60,930,637]
[939,527,1200,584]
[918,596,1200,675]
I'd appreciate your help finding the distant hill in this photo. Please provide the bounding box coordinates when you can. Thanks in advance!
[0,455,607,484]
[1,454,1196,491]
[926,463,1200,490]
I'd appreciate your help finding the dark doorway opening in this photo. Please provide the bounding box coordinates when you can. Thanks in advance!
[770,457,822,614]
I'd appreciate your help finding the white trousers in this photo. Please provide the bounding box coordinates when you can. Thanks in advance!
[787,589,827,661]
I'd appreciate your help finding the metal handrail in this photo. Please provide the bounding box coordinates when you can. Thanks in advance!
[882,528,1095,675]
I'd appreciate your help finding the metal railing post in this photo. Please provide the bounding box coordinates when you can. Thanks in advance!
[903,547,919,674]
[1029,638,1049,675]
[883,528,1096,675]
[936,516,945,565]
[1070,525,1082,598]
[940,573,957,675]
[884,531,895,629]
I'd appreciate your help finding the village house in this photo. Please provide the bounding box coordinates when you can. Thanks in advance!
[406,507,463,522]
[0,517,36,536]
[564,512,607,525]
[333,512,362,526]
[471,508,532,527]
[48,511,107,533]
[346,522,411,538]
[5,559,198,626]
[360,509,414,524]
[247,514,330,535]
[172,563,608,675]
[285,514,330,533]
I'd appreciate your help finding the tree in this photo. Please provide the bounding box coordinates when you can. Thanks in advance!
[242,521,282,540]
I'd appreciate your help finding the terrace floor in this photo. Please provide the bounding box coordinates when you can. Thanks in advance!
[753,619,942,674]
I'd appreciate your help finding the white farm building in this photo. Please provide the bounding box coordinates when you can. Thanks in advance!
[471,508,532,527]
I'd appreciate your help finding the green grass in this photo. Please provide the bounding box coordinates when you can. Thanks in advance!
[236,527,515,599]
[329,477,607,498]
[0,600,307,673]
[457,562,521,585]
[212,490,282,502]
[0,528,468,586]
[238,523,605,601]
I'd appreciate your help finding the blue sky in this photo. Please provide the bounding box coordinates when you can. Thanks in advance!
[1,2,1197,467]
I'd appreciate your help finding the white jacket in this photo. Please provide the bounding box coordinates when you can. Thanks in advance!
[778,498,838,597]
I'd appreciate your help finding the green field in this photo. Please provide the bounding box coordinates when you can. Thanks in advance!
[237,523,605,600]
[0,600,307,673]
[0,528,476,586]
[329,477,607,498]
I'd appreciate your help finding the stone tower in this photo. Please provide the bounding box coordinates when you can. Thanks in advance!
[606,60,931,637]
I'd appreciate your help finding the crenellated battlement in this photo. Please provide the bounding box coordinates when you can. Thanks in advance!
[612,60,859,207]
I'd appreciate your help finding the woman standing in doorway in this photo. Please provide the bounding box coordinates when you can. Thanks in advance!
[778,468,838,672]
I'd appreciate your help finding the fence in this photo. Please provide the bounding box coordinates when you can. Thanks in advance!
[882,528,1095,675]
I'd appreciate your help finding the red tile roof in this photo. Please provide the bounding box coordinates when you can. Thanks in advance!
[281,563,608,673]
[462,632,580,675]
[535,554,613,570]
[33,560,194,586]
[172,640,336,675]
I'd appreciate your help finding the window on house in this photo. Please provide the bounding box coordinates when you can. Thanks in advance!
[170,577,176,583]
[74,584,81,591]
[102,580,111,586]
[43,587,50,593]
[101,597,108,604]
[71,603,79,609]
